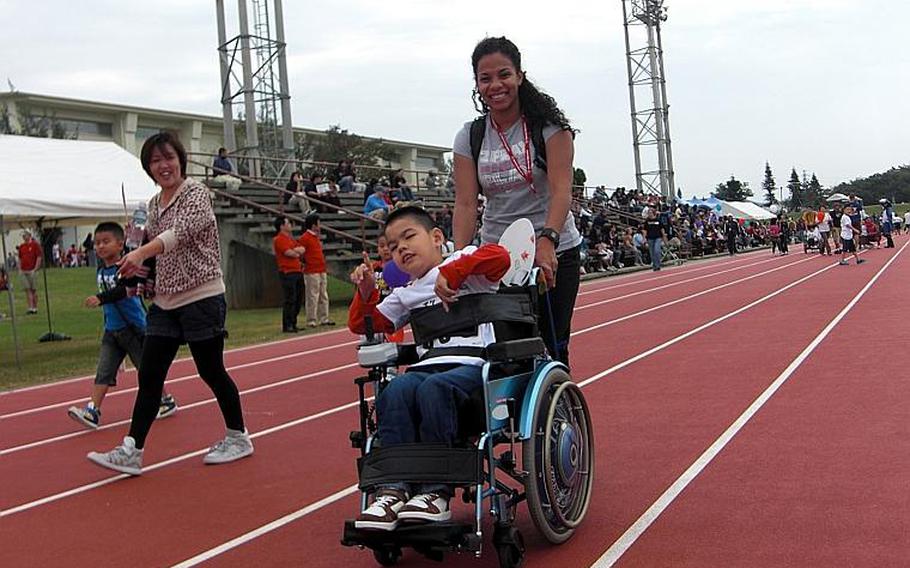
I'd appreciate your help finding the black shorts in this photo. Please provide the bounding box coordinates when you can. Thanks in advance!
[146,294,227,343]
[842,238,856,253]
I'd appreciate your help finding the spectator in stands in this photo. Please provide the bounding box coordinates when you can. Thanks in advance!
[285,171,305,211]
[88,131,252,475]
[392,168,416,202]
[452,36,581,365]
[439,204,453,240]
[364,185,391,220]
[213,147,233,174]
[425,169,440,191]
[632,227,647,263]
[334,160,356,193]
[443,174,455,197]
[17,230,42,314]
[320,175,343,212]
[273,216,305,333]
[304,173,326,212]
[621,228,642,266]
[298,212,334,328]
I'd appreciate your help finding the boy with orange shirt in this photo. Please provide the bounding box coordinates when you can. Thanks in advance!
[272,216,305,333]
[298,212,334,328]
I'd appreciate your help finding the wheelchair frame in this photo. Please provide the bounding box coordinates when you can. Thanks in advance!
[341,276,594,567]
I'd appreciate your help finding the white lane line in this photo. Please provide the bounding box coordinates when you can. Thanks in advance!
[572,255,814,338]
[576,255,782,312]
[1,362,360,456]
[159,255,838,564]
[171,484,361,568]
[0,327,356,397]
[0,340,360,419]
[578,253,765,297]
[0,399,362,517]
[5,256,808,452]
[589,243,907,567]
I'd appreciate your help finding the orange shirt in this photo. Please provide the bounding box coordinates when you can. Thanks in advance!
[297,230,326,274]
[18,240,42,271]
[273,232,303,274]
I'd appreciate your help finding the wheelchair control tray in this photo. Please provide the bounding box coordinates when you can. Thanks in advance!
[357,444,483,491]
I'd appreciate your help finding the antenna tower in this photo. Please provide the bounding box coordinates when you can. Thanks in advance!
[216,0,294,179]
[621,0,676,200]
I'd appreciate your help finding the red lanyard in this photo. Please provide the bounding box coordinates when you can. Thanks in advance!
[490,116,536,193]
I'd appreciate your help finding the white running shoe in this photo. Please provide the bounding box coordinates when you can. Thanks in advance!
[397,492,451,523]
[355,488,408,531]
[203,428,254,464]
[87,436,143,476]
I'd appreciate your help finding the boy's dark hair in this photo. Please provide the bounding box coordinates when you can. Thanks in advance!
[273,216,287,233]
[385,206,438,235]
[94,222,125,241]
[139,131,187,180]
[304,212,320,230]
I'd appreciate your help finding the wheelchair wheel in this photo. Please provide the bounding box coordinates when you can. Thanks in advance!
[372,547,401,566]
[522,369,594,544]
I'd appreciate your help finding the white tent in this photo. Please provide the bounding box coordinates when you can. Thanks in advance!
[728,201,776,220]
[0,134,157,224]
[0,134,157,365]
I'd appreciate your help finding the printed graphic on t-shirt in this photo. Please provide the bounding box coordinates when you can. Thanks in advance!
[478,141,532,196]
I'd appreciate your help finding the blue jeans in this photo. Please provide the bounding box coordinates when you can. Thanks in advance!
[377,364,483,496]
[648,238,663,270]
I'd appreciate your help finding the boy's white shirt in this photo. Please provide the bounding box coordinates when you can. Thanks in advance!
[376,246,499,368]
[841,214,854,240]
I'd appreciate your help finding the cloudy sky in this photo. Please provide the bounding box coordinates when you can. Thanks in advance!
[2,0,908,198]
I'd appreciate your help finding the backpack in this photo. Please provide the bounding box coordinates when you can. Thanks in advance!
[469,116,549,193]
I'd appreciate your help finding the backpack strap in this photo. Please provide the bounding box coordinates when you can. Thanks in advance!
[527,118,548,173]
[469,116,486,193]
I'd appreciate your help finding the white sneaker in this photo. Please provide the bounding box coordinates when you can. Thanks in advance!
[397,492,451,522]
[203,428,254,464]
[87,436,143,476]
[355,488,408,531]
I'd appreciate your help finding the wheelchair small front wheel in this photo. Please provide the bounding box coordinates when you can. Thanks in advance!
[522,368,595,544]
[372,547,401,566]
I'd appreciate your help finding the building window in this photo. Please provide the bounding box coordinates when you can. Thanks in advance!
[135,126,165,141]
[415,156,437,171]
[57,119,113,138]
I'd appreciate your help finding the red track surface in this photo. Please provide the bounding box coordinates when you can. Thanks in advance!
[2,241,907,567]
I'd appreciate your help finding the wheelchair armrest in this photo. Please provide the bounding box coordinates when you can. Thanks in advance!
[486,337,546,362]
[356,342,420,368]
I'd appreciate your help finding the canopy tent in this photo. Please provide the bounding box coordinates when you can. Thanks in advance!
[1,134,157,365]
[727,201,776,220]
[826,192,849,202]
[685,196,742,217]
[0,134,157,224]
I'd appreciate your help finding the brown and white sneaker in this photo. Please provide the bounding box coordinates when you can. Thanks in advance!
[354,488,408,531]
[397,492,451,523]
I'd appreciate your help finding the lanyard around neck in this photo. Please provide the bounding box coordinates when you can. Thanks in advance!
[490,116,536,193]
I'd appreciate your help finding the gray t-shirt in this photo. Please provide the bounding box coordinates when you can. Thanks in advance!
[453,116,582,253]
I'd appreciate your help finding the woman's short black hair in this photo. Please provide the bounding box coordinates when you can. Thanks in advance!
[139,131,187,181]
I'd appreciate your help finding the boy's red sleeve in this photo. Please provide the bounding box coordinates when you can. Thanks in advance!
[438,244,511,289]
[347,288,396,334]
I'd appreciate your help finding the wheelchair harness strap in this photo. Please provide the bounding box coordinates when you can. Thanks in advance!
[357,443,483,490]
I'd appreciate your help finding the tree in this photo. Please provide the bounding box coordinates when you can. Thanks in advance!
[804,173,823,208]
[294,125,398,177]
[573,167,587,188]
[0,103,75,139]
[761,162,778,206]
[786,168,803,210]
[713,175,752,201]
[828,164,910,204]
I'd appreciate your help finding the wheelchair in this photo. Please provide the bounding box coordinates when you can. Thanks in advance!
[341,270,595,567]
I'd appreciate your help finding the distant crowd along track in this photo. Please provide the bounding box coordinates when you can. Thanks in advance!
[2,239,906,568]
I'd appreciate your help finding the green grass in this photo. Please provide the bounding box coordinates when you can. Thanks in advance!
[0,267,354,391]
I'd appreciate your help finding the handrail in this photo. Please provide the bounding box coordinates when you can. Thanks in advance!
[192,159,383,250]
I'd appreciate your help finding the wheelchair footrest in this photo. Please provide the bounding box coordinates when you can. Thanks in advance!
[357,444,483,491]
[341,520,479,553]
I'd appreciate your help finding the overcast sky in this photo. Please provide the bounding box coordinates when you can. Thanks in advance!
[2,0,908,199]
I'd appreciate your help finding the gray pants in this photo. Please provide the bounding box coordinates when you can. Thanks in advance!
[95,328,144,386]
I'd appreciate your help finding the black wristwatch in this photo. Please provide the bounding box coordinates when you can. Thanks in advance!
[538,227,560,248]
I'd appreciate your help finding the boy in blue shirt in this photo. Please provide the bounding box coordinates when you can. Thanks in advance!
[67,222,178,429]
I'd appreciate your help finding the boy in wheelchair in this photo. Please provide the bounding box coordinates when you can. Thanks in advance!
[347,206,511,531]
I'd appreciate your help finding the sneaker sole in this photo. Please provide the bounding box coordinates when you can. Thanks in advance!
[156,406,178,420]
[86,453,142,476]
[397,510,452,522]
[67,408,99,430]
[203,446,254,465]
[353,519,399,531]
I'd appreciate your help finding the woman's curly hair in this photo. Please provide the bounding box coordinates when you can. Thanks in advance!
[471,36,573,132]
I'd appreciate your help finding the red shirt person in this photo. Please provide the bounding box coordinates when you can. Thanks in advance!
[296,213,333,328]
[17,230,43,313]
[272,216,305,332]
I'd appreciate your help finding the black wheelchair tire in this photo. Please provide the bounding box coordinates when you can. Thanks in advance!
[522,368,595,544]
[373,547,401,566]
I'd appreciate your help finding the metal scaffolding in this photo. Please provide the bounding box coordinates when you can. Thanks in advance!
[622,0,676,199]
[215,0,294,179]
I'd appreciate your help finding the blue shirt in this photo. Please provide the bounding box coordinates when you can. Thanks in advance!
[97,264,147,332]
[364,193,389,215]
[213,156,233,173]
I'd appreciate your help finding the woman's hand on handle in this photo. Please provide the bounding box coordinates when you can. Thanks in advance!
[535,237,558,289]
